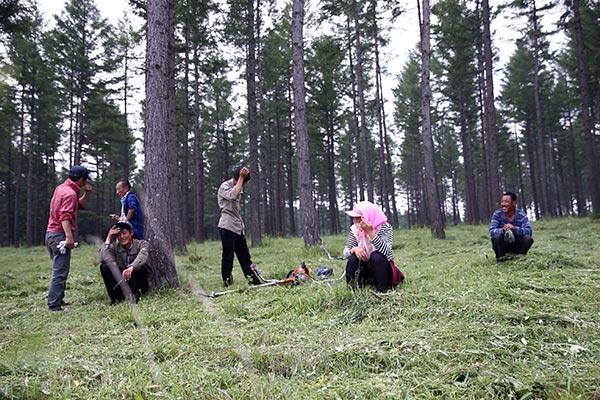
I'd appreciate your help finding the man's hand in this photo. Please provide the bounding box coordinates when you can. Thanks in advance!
[83,183,92,194]
[64,236,75,248]
[122,266,134,281]
[105,226,121,245]
[239,166,249,179]
[503,223,516,232]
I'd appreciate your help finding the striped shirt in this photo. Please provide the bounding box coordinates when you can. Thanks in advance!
[489,208,533,237]
[344,222,394,261]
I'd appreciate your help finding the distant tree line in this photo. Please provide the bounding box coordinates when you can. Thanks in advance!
[0,0,598,247]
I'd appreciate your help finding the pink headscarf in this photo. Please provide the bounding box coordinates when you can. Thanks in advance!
[347,201,388,238]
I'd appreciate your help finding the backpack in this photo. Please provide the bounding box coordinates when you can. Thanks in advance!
[390,261,405,288]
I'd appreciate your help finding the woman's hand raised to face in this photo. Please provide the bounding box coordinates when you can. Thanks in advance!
[359,218,374,237]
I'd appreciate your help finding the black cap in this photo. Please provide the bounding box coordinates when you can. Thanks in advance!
[69,165,91,181]
[111,221,133,232]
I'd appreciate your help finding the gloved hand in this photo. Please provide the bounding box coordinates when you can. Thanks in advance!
[57,240,79,254]
[504,230,515,244]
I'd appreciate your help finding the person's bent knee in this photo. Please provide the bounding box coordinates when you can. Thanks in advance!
[522,235,534,245]
[520,235,534,254]
[491,234,504,245]
[345,254,360,284]
[100,263,110,274]
[346,254,360,268]
[369,251,387,265]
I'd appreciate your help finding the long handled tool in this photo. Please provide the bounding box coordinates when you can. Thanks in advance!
[319,243,343,260]
[209,277,295,298]
[100,257,135,304]
[250,264,277,284]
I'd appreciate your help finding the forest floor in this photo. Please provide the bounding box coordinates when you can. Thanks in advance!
[0,217,599,399]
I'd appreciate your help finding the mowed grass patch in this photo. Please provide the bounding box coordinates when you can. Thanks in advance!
[0,217,599,398]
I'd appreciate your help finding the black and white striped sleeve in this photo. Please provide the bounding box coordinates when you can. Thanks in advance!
[343,230,359,259]
[371,222,394,261]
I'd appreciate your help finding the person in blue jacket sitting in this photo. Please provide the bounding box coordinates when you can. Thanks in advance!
[489,191,534,261]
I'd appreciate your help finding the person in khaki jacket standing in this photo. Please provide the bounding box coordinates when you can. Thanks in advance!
[217,166,260,287]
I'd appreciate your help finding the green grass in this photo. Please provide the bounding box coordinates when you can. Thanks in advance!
[1,218,599,399]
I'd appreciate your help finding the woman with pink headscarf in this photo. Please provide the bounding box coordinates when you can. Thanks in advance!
[343,201,403,291]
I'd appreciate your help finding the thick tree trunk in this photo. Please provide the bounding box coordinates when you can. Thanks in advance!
[371,1,390,219]
[286,132,296,236]
[524,120,541,219]
[246,0,262,246]
[420,0,445,239]
[474,4,489,221]
[565,114,585,216]
[144,0,179,289]
[512,125,527,214]
[325,113,339,233]
[275,108,284,234]
[25,103,34,246]
[346,17,363,202]
[286,88,296,236]
[122,37,131,177]
[352,0,374,203]
[193,43,205,242]
[481,0,501,216]
[531,1,552,216]
[292,0,321,246]
[256,0,271,237]
[13,90,25,245]
[181,7,191,239]
[573,0,600,214]
[459,90,479,224]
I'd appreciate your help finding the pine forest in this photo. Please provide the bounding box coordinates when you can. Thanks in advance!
[1,0,599,248]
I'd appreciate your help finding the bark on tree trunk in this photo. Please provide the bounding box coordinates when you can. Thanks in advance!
[286,88,296,236]
[144,0,180,289]
[256,0,271,237]
[13,90,25,245]
[181,6,191,239]
[326,114,339,233]
[346,17,363,202]
[352,0,374,203]
[123,39,131,177]
[420,0,445,239]
[292,0,321,246]
[512,124,527,214]
[458,89,479,224]
[371,1,391,220]
[565,114,585,216]
[531,0,552,216]
[481,0,501,216]
[193,43,205,242]
[524,120,541,219]
[573,0,600,214]
[247,0,262,246]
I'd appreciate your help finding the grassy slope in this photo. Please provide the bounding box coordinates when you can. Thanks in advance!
[0,218,599,399]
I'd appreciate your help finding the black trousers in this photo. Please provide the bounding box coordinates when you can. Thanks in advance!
[100,263,149,304]
[345,251,392,292]
[219,228,257,283]
[491,234,534,260]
